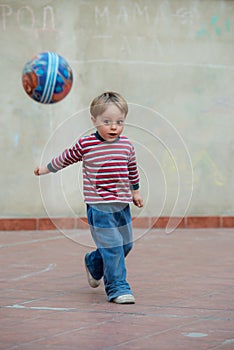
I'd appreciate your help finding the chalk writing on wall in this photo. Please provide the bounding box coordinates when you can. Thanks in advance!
[1,2,232,35]
[161,148,225,187]
[193,150,225,186]
[197,15,231,37]
[0,4,56,32]
[1,2,232,64]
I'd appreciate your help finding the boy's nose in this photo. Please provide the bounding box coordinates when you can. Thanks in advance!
[110,122,117,129]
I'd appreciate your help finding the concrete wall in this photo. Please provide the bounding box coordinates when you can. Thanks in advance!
[0,0,233,219]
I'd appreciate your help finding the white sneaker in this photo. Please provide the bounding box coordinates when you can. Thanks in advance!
[112,294,135,304]
[84,255,101,288]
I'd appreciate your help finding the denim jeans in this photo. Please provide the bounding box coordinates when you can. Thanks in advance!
[85,203,133,301]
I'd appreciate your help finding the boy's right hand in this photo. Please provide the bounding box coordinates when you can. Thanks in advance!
[34,166,50,176]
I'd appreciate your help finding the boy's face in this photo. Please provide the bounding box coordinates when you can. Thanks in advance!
[91,103,126,142]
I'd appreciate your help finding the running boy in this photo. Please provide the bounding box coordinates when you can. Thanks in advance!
[34,91,143,304]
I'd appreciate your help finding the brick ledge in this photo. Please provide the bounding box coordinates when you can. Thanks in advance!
[0,216,233,231]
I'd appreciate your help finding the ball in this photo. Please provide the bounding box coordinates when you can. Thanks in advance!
[22,52,73,104]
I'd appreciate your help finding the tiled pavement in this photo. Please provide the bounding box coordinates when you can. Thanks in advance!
[0,228,234,350]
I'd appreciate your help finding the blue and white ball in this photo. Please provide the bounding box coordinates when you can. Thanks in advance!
[22,52,73,104]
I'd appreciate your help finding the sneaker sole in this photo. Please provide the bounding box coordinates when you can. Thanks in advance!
[112,295,135,304]
[84,256,101,288]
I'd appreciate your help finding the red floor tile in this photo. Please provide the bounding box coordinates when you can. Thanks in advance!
[0,228,234,350]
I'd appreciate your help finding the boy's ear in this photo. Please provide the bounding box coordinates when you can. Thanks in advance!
[91,115,96,124]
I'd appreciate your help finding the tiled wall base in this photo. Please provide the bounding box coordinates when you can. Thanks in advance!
[0,216,233,231]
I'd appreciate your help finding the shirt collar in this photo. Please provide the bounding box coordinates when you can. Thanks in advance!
[94,131,120,143]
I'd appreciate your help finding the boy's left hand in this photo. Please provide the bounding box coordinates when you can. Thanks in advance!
[132,190,144,208]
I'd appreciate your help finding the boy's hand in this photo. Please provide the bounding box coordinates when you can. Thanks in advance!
[132,190,144,208]
[34,166,50,176]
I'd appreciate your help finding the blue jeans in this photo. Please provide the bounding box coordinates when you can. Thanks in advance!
[85,203,133,301]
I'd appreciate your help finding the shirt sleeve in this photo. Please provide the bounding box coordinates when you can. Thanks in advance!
[128,144,140,190]
[47,139,83,173]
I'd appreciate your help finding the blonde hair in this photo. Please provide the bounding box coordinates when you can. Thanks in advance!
[90,91,128,118]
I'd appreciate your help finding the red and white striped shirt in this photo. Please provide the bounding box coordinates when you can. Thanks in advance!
[48,132,140,203]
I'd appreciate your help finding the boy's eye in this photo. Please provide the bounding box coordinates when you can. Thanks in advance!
[102,120,125,126]
[103,120,111,125]
[117,120,124,125]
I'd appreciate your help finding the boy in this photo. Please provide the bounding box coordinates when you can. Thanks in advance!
[34,91,143,304]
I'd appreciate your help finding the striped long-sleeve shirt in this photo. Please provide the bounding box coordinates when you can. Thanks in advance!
[47,132,140,203]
